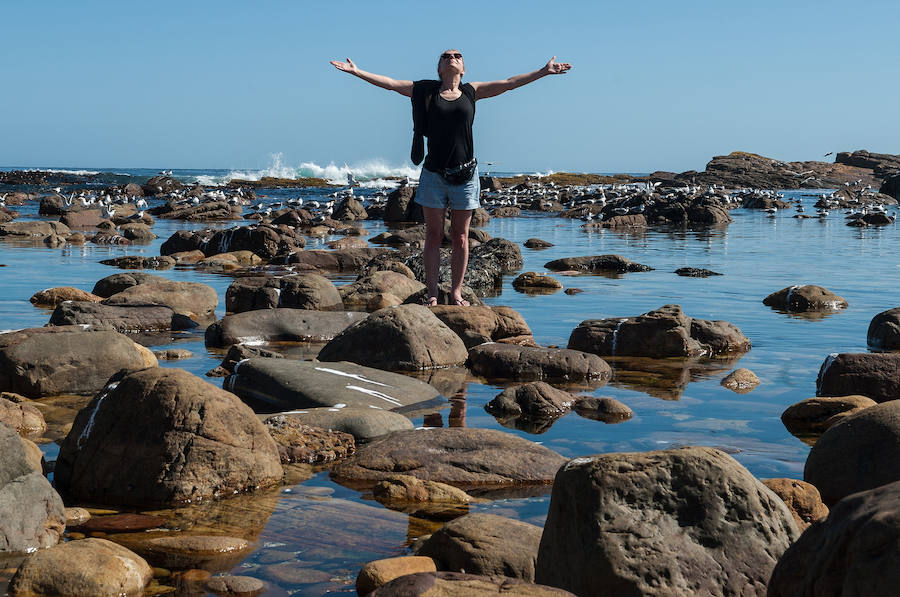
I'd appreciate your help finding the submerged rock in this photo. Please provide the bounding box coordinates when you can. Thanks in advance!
[544,254,652,273]
[763,284,848,312]
[535,447,799,596]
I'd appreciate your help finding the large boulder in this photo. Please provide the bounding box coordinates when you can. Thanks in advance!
[0,326,157,397]
[412,513,543,581]
[544,254,652,273]
[102,278,217,322]
[91,272,164,297]
[816,352,900,403]
[429,305,532,348]
[0,423,65,552]
[0,220,71,238]
[225,357,442,411]
[204,308,367,347]
[535,447,799,596]
[781,395,877,436]
[331,428,567,492]
[317,304,468,371]
[203,224,304,258]
[384,186,422,222]
[804,399,900,506]
[339,271,426,311]
[867,307,900,349]
[54,368,283,507]
[48,301,184,333]
[768,479,900,597]
[466,343,611,383]
[9,538,152,596]
[283,248,388,272]
[568,304,751,358]
[763,285,848,312]
[225,273,343,313]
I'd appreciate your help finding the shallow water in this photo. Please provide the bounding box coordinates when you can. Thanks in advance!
[1,186,898,595]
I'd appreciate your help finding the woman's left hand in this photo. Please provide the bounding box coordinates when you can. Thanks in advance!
[544,56,572,75]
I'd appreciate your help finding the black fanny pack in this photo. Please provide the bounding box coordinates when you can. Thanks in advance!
[440,158,477,185]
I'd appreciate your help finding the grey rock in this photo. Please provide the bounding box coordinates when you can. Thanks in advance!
[204,308,367,347]
[268,407,413,442]
[225,273,343,313]
[467,343,612,382]
[816,352,900,403]
[49,301,181,332]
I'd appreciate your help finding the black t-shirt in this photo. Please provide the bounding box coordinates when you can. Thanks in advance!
[419,81,476,172]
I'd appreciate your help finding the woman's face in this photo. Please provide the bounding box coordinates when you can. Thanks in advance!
[438,49,464,77]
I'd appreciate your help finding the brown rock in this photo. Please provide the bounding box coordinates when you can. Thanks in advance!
[370,571,575,596]
[721,368,760,392]
[339,270,425,311]
[573,396,633,423]
[512,272,563,291]
[466,343,612,382]
[429,305,532,349]
[29,286,103,308]
[816,352,900,403]
[357,556,437,596]
[781,395,877,435]
[763,285,848,312]
[72,513,167,533]
[264,416,356,464]
[0,397,47,435]
[867,307,900,349]
[372,474,471,505]
[205,574,266,596]
[762,478,829,530]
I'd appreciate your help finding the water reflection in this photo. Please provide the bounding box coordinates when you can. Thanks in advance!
[607,355,744,401]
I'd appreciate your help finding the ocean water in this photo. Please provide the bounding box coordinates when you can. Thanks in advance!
[1,165,898,595]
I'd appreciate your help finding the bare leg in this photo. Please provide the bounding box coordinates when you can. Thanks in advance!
[449,209,472,305]
[422,206,446,304]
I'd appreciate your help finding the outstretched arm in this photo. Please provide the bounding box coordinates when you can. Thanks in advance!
[330,58,414,97]
[471,56,572,100]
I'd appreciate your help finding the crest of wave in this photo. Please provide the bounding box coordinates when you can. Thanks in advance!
[195,153,299,186]
[297,160,420,186]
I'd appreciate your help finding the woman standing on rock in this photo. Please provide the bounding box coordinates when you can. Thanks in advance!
[330,50,572,305]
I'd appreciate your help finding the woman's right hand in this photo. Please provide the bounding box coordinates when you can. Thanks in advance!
[330,58,358,75]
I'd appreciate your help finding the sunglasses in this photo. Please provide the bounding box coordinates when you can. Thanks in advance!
[441,53,463,60]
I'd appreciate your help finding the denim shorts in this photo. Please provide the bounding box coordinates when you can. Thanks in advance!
[414,166,481,211]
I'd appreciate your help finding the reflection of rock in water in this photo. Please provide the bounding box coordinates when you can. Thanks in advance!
[493,413,564,434]
[609,355,743,400]
[402,366,469,398]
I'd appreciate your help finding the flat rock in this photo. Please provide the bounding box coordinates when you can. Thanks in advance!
[0,326,157,397]
[372,474,471,505]
[763,284,848,312]
[29,286,103,307]
[524,238,553,248]
[816,352,900,403]
[535,447,799,596]
[72,513,167,533]
[412,513,543,581]
[204,308,367,347]
[102,278,217,322]
[330,427,567,492]
[49,301,182,332]
[370,571,575,596]
[55,367,282,507]
[263,415,356,463]
[781,395,877,435]
[283,248,388,271]
[768,479,900,597]
[206,575,267,596]
[317,304,468,371]
[804,399,900,506]
[267,407,412,443]
[761,478,829,531]
[226,358,441,412]
[98,255,175,269]
[466,343,612,382]
[675,267,722,277]
[544,254,652,273]
[357,556,437,596]
[8,538,152,597]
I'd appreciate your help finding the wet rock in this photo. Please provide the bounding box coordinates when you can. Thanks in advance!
[98,255,176,269]
[317,304,468,371]
[263,415,355,463]
[29,286,103,308]
[544,254,652,273]
[761,478,829,531]
[205,225,303,258]
[55,367,282,507]
[357,556,437,596]
[91,272,163,297]
[573,396,633,423]
[413,513,543,581]
[512,271,563,292]
[142,175,183,196]
[168,249,207,264]
[156,200,243,220]
[816,352,900,403]
[535,447,799,596]
[467,343,612,382]
[331,428,567,492]
[0,423,65,553]
[384,186,422,222]
[763,285,848,312]
[118,222,156,241]
[225,273,342,313]
[485,382,575,419]
[867,307,900,349]
[8,538,152,596]
[140,535,252,571]
[282,247,388,272]
[428,305,532,349]
[49,301,182,333]
[0,397,47,435]
[781,395,877,435]
[339,271,426,311]
[370,571,575,596]
[225,357,441,411]
[0,326,157,397]
[0,220,71,238]
[373,475,471,505]
[269,407,412,443]
[721,368,760,392]
[204,308,366,347]
[72,513,167,533]
[568,304,751,358]
[64,507,91,527]
[768,479,900,597]
[524,238,553,248]
[804,399,900,506]
[332,196,367,221]
[675,267,722,277]
[491,206,522,217]
[102,278,217,322]
[153,348,193,360]
[205,575,266,597]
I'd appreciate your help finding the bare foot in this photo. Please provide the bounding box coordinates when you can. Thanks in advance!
[452,297,470,306]
[424,296,438,306]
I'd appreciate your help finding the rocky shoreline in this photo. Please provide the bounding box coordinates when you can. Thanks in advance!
[2,149,900,596]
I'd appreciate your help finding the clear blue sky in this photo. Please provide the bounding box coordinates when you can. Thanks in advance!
[2,0,897,174]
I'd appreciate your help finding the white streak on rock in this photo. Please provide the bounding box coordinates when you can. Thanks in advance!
[816,352,840,393]
[314,367,390,387]
[77,381,119,448]
[345,385,402,406]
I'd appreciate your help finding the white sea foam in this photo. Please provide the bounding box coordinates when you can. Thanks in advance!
[25,168,100,176]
